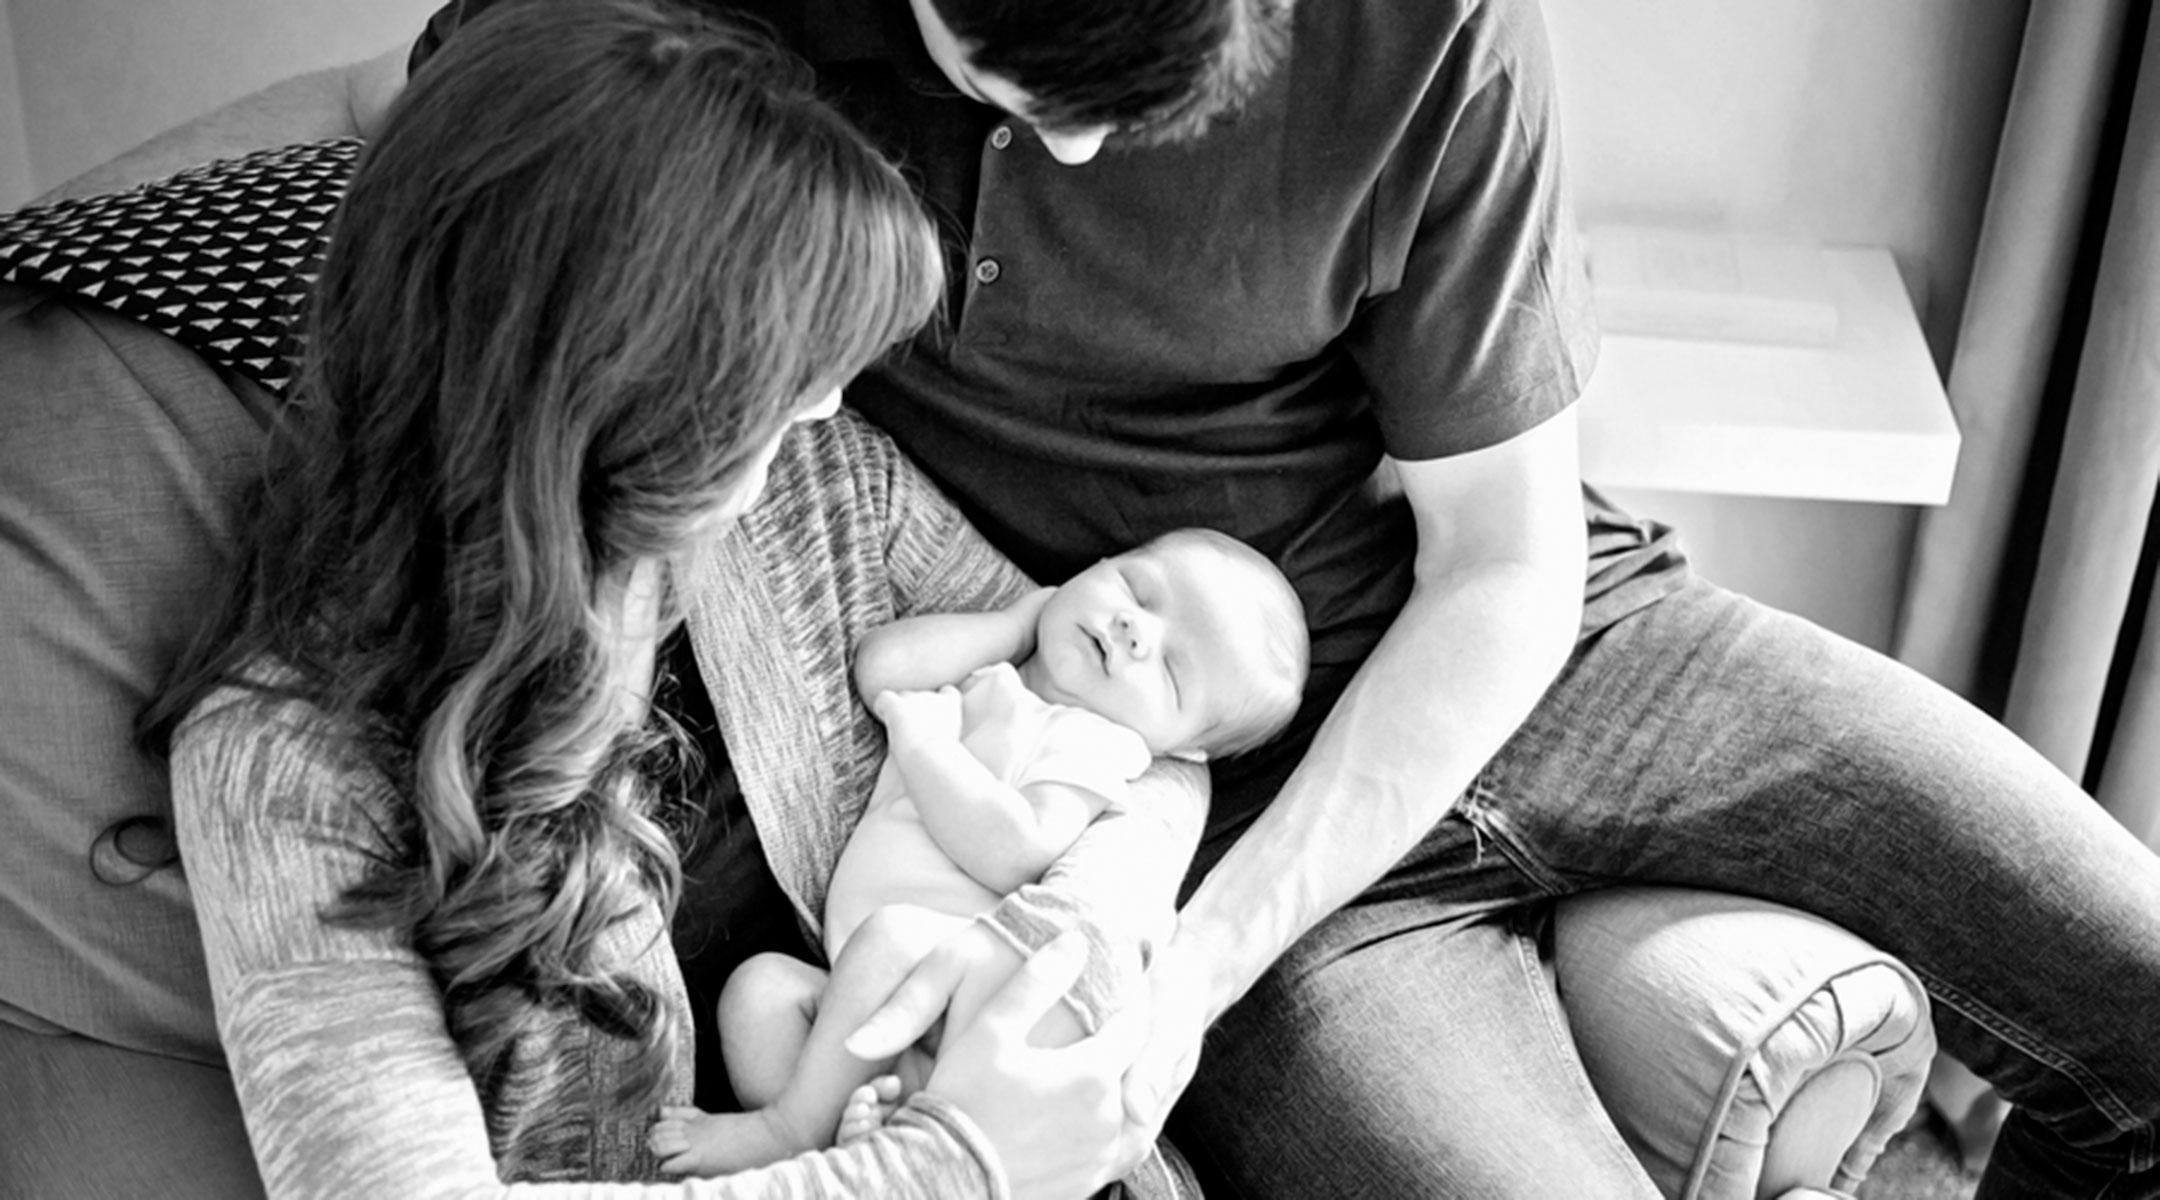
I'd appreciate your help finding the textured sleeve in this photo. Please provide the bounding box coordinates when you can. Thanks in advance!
[170,689,1005,1200]
[1339,0,1599,460]
[869,419,1038,621]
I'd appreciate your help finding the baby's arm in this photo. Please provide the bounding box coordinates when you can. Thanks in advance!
[853,588,1054,701]
[875,687,1111,895]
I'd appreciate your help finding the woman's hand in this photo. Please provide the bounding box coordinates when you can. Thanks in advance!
[849,926,1150,1200]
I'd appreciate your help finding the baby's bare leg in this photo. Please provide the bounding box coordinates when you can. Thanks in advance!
[651,953,827,1173]
[718,953,829,1109]
[651,906,965,1176]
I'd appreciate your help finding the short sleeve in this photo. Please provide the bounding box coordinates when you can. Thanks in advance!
[1341,0,1599,461]
[1015,708,1151,805]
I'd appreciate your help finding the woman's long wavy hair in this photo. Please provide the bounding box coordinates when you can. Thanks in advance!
[139,0,943,1112]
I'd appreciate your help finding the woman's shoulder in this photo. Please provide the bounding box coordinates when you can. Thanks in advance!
[175,662,344,771]
[754,409,904,523]
[170,661,395,833]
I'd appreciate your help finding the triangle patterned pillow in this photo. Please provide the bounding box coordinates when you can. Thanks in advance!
[0,138,362,396]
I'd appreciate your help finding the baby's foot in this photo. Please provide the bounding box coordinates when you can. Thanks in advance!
[649,1105,805,1176]
[837,1075,903,1145]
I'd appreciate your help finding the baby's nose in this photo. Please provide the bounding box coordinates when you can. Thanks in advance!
[1114,610,1157,659]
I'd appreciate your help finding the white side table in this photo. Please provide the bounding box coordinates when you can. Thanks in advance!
[1576,241,1960,649]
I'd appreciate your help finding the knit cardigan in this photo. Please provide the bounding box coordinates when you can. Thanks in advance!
[171,412,1186,1198]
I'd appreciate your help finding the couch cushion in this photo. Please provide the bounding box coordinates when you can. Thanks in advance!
[1555,886,1935,1200]
[0,142,354,1056]
[0,1018,264,1198]
[0,139,356,394]
[0,285,273,1056]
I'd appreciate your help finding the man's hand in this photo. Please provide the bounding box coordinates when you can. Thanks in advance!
[1120,935,1216,1137]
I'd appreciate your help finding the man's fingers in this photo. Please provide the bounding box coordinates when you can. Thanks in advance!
[844,939,970,1059]
[1120,989,1202,1129]
[1123,1051,1170,1128]
[1123,1036,1200,1129]
[1122,1028,1189,1129]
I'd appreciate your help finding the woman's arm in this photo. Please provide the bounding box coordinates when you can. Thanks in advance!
[170,688,1011,1200]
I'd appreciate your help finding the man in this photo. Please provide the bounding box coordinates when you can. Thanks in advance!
[49,0,2160,1195]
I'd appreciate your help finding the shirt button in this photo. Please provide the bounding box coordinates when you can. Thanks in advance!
[974,257,1001,285]
[990,125,1014,150]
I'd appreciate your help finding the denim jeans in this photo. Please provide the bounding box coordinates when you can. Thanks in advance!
[1173,575,2160,1199]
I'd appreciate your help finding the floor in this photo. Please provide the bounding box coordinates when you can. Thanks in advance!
[1855,1108,1986,1200]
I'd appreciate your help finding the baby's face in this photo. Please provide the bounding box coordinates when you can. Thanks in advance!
[1019,541,1269,756]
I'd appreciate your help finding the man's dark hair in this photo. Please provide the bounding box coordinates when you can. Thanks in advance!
[931,0,1233,132]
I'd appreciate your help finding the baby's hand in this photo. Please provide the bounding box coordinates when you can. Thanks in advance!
[873,685,964,745]
[1008,586,1058,650]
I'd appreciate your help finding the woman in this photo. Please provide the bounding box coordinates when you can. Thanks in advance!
[139,1,1178,1194]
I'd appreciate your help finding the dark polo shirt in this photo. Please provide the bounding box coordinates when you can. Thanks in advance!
[413,0,1685,852]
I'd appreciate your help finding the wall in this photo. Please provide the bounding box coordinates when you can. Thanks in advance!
[1544,0,2029,650]
[3,0,437,204]
[0,5,30,209]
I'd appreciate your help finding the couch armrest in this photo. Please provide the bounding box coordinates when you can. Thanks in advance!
[1555,887,1934,1200]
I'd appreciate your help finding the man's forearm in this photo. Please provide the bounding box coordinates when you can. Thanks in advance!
[1173,551,1582,1013]
[33,46,406,206]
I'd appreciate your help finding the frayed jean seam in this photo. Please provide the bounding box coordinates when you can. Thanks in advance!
[1459,772,1571,898]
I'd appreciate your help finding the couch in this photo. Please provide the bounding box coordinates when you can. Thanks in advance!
[0,144,1937,1200]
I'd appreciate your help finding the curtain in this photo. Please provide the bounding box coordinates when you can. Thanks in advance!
[1894,0,2160,851]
